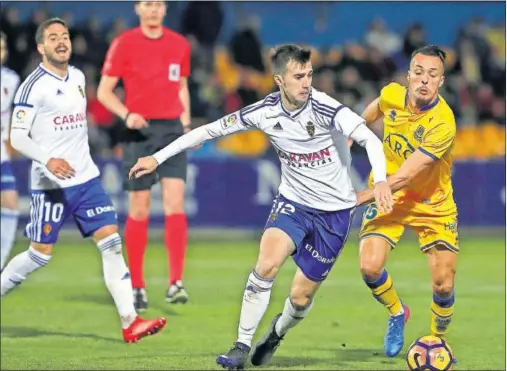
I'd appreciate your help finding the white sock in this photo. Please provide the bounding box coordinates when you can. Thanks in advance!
[97,233,137,329]
[391,306,405,317]
[0,246,50,296]
[1,208,19,270]
[275,297,314,337]
[237,270,274,347]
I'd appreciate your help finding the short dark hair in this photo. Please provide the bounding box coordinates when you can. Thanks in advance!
[411,45,447,65]
[270,44,311,75]
[35,17,68,45]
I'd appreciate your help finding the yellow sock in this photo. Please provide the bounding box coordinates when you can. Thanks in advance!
[431,291,455,337]
[363,270,403,316]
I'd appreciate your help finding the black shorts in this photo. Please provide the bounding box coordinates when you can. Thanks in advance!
[121,119,187,191]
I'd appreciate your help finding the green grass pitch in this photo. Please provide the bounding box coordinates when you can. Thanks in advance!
[1,231,505,370]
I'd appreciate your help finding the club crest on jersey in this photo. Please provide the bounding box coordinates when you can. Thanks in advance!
[306,121,315,137]
[413,125,425,142]
[43,223,52,236]
[389,110,397,121]
[78,85,84,98]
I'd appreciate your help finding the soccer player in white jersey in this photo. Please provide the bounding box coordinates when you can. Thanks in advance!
[0,18,166,343]
[0,32,21,271]
[130,44,393,368]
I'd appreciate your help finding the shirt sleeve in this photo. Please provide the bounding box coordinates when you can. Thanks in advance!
[180,39,191,77]
[419,122,456,161]
[12,79,41,131]
[153,110,251,165]
[11,84,50,165]
[101,36,126,77]
[332,105,366,137]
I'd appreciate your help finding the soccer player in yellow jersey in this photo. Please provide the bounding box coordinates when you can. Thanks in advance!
[355,45,458,358]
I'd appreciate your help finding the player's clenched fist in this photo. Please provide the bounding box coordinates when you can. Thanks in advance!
[373,181,393,214]
[46,158,76,180]
[129,156,159,179]
[125,112,148,129]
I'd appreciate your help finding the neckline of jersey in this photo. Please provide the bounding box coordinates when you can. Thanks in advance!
[138,26,165,40]
[279,91,311,119]
[38,63,69,82]
[404,90,440,113]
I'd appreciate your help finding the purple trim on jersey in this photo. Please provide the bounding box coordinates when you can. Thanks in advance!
[311,99,337,115]
[404,91,440,112]
[240,95,279,116]
[418,147,439,161]
[39,63,69,82]
[331,105,346,123]
[240,97,280,119]
[18,68,45,104]
[278,95,310,118]
[290,97,310,118]
[14,103,34,108]
[313,106,334,119]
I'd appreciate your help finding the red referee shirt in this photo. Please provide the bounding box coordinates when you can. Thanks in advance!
[102,27,191,120]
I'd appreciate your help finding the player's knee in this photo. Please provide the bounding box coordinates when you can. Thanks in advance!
[289,288,313,309]
[359,238,388,280]
[432,278,454,298]
[254,260,280,279]
[162,187,185,215]
[31,243,53,256]
[128,191,151,219]
[360,260,384,281]
[129,200,150,219]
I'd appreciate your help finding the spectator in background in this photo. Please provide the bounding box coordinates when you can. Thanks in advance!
[180,1,223,73]
[365,18,402,57]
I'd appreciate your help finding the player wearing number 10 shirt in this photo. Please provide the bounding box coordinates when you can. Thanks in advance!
[0,17,165,343]
[130,44,393,369]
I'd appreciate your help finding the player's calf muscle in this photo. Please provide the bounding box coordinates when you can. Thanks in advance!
[128,190,151,219]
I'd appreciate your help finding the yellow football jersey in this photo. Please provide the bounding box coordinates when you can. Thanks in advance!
[371,82,457,214]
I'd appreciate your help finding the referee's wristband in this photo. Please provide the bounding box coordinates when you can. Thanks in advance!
[123,112,131,122]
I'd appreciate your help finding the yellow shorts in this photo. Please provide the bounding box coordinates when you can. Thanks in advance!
[359,202,459,253]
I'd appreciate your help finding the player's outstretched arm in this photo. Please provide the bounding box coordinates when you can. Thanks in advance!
[129,113,251,179]
[349,124,393,213]
[356,149,435,206]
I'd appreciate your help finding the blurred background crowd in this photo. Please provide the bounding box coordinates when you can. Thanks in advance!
[1,1,505,160]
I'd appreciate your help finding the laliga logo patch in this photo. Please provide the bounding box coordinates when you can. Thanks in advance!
[220,113,238,129]
[16,110,26,120]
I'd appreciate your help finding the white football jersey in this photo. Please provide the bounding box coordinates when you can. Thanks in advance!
[1,66,20,162]
[217,89,365,211]
[11,63,99,190]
